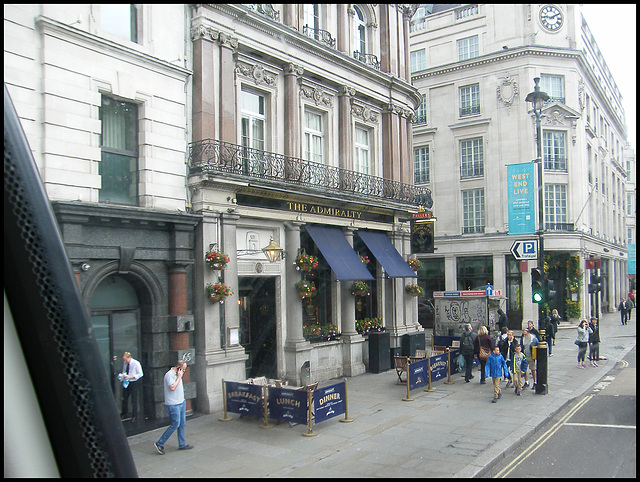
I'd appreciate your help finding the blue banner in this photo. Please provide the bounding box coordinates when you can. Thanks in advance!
[267,387,308,425]
[313,381,346,424]
[429,352,449,382]
[507,162,536,235]
[408,357,429,390]
[225,381,263,418]
[628,244,636,275]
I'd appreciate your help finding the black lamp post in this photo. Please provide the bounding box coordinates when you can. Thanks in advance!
[526,77,549,395]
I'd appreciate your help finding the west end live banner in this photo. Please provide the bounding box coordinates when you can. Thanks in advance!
[507,162,536,235]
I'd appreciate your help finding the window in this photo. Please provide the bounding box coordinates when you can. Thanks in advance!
[241,90,266,175]
[99,95,138,205]
[100,4,140,43]
[354,125,371,175]
[353,5,367,56]
[462,188,485,234]
[543,131,567,171]
[415,94,427,124]
[460,138,483,178]
[456,256,492,291]
[414,146,430,184]
[303,4,320,31]
[544,184,567,228]
[540,75,564,103]
[304,109,324,164]
[460,84,480,116]
[410,49,426,73]
[457,35,478,61]
[627,193,634,216]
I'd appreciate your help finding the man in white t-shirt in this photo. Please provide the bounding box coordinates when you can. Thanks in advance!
[154,360,193,454]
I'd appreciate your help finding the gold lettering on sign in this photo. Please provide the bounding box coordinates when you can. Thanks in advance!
[287,202,363,219]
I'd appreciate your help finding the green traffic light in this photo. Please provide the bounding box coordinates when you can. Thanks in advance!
[533,291,543,303]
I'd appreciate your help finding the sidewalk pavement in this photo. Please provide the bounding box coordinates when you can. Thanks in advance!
[127,310,636,478]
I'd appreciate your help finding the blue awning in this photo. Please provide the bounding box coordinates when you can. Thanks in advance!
[305,225,374,281]
[357,230,417,278]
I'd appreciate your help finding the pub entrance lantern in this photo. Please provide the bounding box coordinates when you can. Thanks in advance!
[262,236,284,263]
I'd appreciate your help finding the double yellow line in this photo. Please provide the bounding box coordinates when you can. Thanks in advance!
[494,394,593,478]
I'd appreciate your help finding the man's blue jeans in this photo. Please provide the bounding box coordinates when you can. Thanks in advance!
[156,400,186,449]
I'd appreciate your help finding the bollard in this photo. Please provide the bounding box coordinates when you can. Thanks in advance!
[444,348,455,384]
[340,378,354,423]
[535,329,548,394]
[219,379,232,421]
[302,388,318,436]
[424,356,435,392]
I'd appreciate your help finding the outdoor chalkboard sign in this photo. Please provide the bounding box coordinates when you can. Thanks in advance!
[225,381,263,418]
[267,387,308,425]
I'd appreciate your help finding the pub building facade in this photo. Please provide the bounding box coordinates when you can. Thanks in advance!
[188,4,432,413]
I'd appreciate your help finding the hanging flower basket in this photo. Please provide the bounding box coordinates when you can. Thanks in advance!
[350,280,370,296]
[360,255,370,265]
[405,284,424,297]
[206,282,233,303]
[407,258,423,271]
[295,280,317,299]
[293,252,319,272]
[205,250,230,270]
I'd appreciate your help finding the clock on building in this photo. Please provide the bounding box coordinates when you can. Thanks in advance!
[539,5,564,31]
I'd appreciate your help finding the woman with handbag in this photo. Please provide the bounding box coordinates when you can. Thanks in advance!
[575,319,593,369]
[474,325,493,385]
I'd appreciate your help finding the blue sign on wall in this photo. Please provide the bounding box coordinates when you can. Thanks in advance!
[628,244,636,275]
[507,162,536,235]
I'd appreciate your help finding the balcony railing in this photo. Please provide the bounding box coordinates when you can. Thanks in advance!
[303,25,336,49]
[545,223,575,232]
[188,139,433,208]
[353,51,380,70]
[460,105,480,117]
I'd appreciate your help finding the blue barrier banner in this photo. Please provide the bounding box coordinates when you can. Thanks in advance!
[267,387,308,425]
[313,381,345,424]
[225,381,263,418]
[429,352,449,382]
[409,357,429,390]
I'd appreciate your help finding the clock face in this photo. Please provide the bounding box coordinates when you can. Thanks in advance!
[540,5,564,31]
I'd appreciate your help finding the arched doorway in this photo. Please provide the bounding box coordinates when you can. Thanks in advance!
[90,274,143,420]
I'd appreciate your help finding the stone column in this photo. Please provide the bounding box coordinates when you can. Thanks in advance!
[338,86,355,170]
[340,227,366,377]
[191,25,217,142]
[382,103,401,180]
[337,4,349,54]
[218,32,238,144]
[284,63,304,159]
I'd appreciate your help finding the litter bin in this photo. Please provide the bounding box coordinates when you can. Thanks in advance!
[368,331,390,373]
[402,332,425,356]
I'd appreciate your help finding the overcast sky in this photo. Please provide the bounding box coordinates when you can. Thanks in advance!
[580,4,636,151]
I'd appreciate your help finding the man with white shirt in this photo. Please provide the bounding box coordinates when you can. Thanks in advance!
[121,352,143,423]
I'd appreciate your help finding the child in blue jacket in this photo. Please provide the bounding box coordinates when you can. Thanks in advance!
[485,346,509,403]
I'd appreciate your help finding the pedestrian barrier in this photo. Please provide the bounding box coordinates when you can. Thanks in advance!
[400,348,461,401]
[219,378,353,436]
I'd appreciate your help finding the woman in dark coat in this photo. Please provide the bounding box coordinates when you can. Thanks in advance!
[474,325,493,384]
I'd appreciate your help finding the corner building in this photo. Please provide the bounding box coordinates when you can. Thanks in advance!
[409,4,633,328]
[188,5,429,413]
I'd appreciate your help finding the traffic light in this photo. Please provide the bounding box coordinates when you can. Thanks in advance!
[588,275,602,293]
[531,268,544,303]
[546,278,557,301]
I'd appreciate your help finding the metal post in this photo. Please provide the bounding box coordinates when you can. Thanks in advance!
[340,378,354,423]
[535,329,548,394]
[218,379,232,421]
[403,359,414,401]
[444,348,455,384]
[424,356,435,392]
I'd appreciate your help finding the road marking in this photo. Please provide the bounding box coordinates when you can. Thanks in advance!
[494,395,593,478]
[564,422,636,429]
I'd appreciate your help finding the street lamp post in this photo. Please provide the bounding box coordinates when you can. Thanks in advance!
[526,77,549,395]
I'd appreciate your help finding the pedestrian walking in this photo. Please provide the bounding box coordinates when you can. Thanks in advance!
[497,308,508,332]
[575,319,593,368]
[498,329,518,388]
[520,327,538,389]
[510,344,528,396]
[550,308,561,335]
[474,325,493,385]
[120,352,143,423]
[617,297,629,325]
[154,360,194,455]
[588,317,600,366]
[626,295,634,320]
[526,320,540,339]
[459,323,477,383]
[544,315,556,356]
[485,346,509,403]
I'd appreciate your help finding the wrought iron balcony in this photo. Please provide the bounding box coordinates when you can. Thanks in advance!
[545,223,575,232]
[303,25,336,49]
[188,139,433,209]
[353,51,381,70]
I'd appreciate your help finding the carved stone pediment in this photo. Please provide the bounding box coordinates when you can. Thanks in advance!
[541,103,581,127]
[236,61,276,86]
